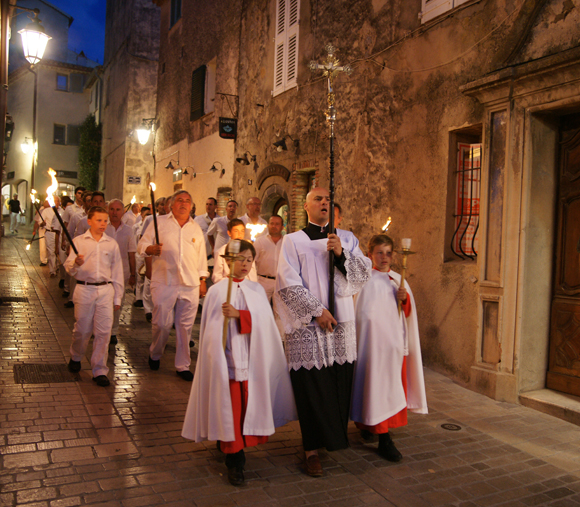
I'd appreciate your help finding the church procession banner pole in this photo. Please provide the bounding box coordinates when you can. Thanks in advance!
[309,44,352,316]
[221,240,241,351]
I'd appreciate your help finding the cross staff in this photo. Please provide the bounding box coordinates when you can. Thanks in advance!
[309,44,352,316]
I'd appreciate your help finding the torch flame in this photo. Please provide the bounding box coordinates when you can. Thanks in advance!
[131,195,136,205]
[150,182,156,192]
[382,217,392,232]
[246,223,267,242]
[46,168,58,207]
[26,243,31,251]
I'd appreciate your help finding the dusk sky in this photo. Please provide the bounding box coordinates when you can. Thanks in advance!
[49,0,106,64]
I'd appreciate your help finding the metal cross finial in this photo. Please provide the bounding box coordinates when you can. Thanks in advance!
[309,44,352,137]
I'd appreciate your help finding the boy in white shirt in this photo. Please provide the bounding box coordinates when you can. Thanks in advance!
[64,206,124,387]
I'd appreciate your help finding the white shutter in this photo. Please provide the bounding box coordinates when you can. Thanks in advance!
[273,0,300,96]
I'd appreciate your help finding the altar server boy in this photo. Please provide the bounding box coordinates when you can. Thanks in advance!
[351,234,428,462]
[182,240,296,486]
[64,206,124,387]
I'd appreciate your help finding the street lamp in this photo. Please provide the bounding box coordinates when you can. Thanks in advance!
[136,118,155,145]
[18,10,51,65]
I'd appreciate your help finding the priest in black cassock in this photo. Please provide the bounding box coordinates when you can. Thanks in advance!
[274,187,372,476]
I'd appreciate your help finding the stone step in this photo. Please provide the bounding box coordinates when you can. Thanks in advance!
[520,388,580,426]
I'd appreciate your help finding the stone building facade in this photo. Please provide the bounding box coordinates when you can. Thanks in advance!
[100,0,160,205]
[152,0,580,405]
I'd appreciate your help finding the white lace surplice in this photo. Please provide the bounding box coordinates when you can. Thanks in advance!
[274,229,371,371]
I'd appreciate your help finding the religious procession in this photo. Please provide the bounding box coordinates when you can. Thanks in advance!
[23,170,428,488]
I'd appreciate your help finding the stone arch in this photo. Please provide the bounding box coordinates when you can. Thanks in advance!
[261,183,291,233]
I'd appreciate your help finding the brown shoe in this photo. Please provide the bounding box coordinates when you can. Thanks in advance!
[305,454,323,477]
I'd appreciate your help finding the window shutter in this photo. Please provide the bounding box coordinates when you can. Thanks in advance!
[70,73,84,93]
[67,125,81,145]
[273,0,299,96]
[190,65,206,121]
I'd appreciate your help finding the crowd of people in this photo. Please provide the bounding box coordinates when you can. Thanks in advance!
[31,186,428,487]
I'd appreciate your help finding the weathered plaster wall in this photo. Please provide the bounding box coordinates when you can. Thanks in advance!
[101,0,159,202]
[231,0,580,387]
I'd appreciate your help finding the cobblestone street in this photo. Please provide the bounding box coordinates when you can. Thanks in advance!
[2,229,580,507]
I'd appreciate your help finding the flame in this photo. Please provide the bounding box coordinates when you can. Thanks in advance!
[26,243,31,251]
[382,217,392,232]
[150,182,156,192]
[46,169,58,207]
[131,195,136,205]
[246,223,267,242]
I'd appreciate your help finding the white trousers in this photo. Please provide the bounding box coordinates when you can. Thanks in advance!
[143,277,153,313]
[257,276,276,303]
[70,284,114,377]
[111,290,126,337]
[38,227,47,264]
[150,282,199,371]
[10,212,18,232]
[45,231,57,275]
[58,242,67,279]
[135,254,145,301]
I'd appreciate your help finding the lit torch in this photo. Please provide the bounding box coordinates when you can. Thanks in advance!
[382,217,392,233]
[26,190,44,250]
[46,168,78,255]
[124,195,137,212]
[246,223,267,242]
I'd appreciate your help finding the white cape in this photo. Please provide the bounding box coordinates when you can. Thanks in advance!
[182,278,297,442]
[351,270,428,426]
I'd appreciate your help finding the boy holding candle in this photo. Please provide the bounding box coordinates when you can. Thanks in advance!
[351,234,428,461]
[64,206,124,387]
[182,239,296,487]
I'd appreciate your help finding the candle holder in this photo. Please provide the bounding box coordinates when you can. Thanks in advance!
[221,240,243,350]
[397,238,416,316]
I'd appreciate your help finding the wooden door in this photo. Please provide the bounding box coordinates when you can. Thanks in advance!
[547,114,580,396]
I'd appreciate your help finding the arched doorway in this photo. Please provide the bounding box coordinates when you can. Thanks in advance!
[261,183,290,234]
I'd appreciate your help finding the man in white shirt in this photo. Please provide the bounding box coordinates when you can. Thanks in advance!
[122,202,140,228]
[239,197,267,241]
[138,190,208,381]
[208,199,237,255]
[133,206,151,309]
[194,197,218,270]
[32,200,50,266]
[75,191,106,238]
[62,187,86,228]
[254,215,284,302]
[106,199,137,345]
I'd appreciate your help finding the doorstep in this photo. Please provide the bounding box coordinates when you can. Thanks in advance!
[520,388,580,426]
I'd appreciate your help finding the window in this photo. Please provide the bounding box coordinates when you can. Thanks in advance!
[273,0,300,97]
[444,125,482,261]
[53,124,66,145]
[173,169,183,182]
[190,66,206,121]
[420,0,471,24]
[170,0,182,27]
[56,74,68,91]
[70,73,84,93]
[67,125,81,146]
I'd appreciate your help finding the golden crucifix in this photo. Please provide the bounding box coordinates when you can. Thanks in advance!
[308,44,352,316]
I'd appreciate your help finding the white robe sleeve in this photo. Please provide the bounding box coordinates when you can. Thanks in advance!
[274,235,325,334]
[334,231,372,297]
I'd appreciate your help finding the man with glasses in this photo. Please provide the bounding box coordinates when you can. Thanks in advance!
[239,197,267,241]
[138,190,208,381]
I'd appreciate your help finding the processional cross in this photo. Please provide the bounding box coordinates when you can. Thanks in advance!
[309,44,352,316]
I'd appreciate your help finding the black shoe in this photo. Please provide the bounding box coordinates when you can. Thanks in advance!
[133,300,143,308]
[68,359,81,373]
[360,429,375,442]
[39,262,47,266]
[146,312,152,322]
[59,279,65,288]
[176,370,193,381]
[148,356,160,370]
[110,335,118,345]
[62,291,70,298]
[189,340,195,348]
[64,301,74,308]
[227,467,245,486]
[378,433,403,462]
[92,375,110,387]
